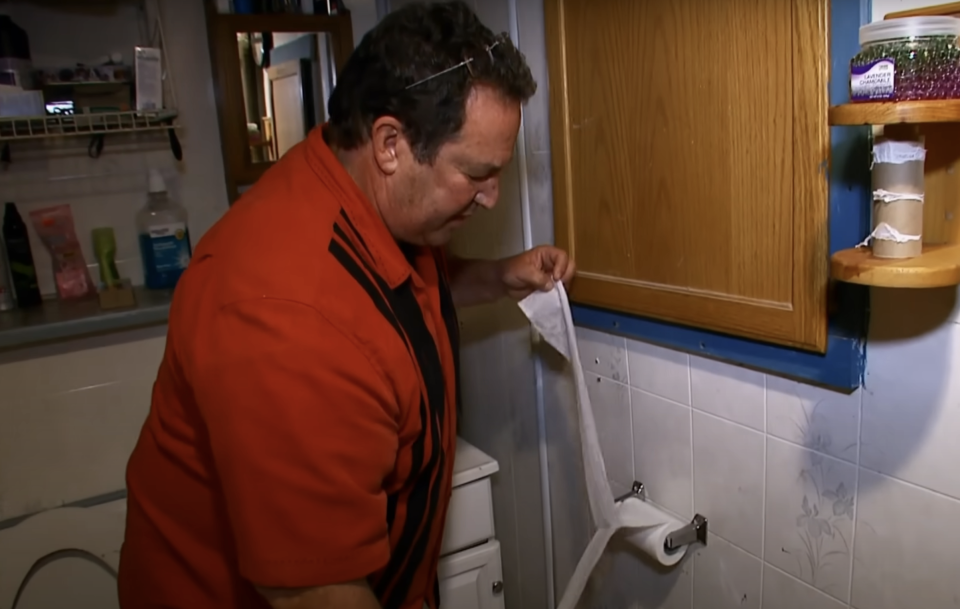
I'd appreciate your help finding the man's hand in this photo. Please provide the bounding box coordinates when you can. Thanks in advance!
[447,246,576,307]
[499,245,576,301]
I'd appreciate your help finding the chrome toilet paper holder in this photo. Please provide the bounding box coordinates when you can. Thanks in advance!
[615,480,708,552]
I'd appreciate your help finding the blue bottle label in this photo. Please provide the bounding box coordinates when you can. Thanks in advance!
[145,222,191,272]
[140,222,191,289]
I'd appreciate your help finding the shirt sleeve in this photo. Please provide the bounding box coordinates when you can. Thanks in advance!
[191,297,399,588]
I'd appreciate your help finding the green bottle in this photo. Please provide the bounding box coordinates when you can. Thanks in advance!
[92,227,121,288]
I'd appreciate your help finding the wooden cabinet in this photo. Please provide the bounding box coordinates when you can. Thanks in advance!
[545,0,831,352]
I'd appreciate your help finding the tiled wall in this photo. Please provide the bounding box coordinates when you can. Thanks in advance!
[573,296,960,609]
[0,0,227,523]
[0,0,228,295]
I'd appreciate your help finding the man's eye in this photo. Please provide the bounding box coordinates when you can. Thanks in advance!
[467,170,496,181]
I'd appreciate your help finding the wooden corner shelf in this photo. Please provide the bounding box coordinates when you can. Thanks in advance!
[830,244,960,288]
[828,100,960,125]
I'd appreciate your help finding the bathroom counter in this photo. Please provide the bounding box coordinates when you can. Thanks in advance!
[0,286,172,351]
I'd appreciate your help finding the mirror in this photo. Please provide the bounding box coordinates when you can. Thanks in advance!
[236,31,338,164]
[204,8,353,202]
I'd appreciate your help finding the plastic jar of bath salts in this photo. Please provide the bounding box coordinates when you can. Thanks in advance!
[850,16,960,102]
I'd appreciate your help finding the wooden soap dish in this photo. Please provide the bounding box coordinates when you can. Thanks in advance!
[98,281,137,310]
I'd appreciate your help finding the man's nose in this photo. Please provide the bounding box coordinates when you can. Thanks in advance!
[474,180,499,209]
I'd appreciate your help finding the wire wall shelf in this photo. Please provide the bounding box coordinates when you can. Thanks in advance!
[0,110,179,141]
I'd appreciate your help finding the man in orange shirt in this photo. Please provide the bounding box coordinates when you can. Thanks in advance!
[118,2,573,609]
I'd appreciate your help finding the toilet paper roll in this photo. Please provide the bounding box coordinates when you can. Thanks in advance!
[617,497,687,567]
[519,283,691,609]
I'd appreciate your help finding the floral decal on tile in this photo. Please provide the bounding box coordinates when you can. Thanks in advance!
[795,399,855,458]
[766,439,857,602]
[787,454,854,592]
[766,377,860,464]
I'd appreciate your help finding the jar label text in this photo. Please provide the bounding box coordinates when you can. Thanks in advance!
[850,58,895,101]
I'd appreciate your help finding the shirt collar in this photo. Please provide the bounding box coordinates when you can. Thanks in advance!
[305,127,413,289]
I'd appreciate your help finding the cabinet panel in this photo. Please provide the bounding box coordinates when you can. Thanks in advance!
[438,540,505,609]
[545,0,830,351]
[440,477,495,556]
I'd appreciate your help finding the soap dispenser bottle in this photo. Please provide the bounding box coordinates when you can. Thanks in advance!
[137,170,192,290]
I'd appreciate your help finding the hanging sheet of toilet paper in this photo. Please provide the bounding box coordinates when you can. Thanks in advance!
[519,283,689,609]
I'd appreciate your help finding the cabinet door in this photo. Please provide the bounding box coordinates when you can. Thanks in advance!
[545,0,830,351]
[437,540,505,609]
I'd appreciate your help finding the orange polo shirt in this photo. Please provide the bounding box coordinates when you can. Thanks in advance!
[118,127,460,609]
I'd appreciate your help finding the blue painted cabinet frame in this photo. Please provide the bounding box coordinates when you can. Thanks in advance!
[571,0,873,391]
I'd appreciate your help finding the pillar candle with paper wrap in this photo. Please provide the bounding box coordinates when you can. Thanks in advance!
[519,283,703,609]
[867,138,926,259]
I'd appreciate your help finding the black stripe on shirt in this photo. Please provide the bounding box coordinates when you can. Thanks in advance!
[378,279,446,609]
[328,231,407,536]
[331,220,449,609]
[437,258,461,431]
[338,209,373,260]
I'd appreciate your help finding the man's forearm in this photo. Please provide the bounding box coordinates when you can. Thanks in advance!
[446,255,506,308]
[257,581,381,609]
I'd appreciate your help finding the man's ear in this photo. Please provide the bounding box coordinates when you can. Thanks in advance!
[370,116,405,175]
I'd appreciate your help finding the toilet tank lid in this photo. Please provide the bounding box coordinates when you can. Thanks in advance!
[452,438,500,488]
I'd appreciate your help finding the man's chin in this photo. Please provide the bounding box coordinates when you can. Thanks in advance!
[423,231,454,247]
[405,218,469,248]
[422,224,462,247]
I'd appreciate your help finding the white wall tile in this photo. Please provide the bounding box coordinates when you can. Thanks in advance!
[763,438,856,602]
[690,356,764,431]
[766,375,860,464]
[586,374,634,494]
[632,389,693,518]
[761,565,847,609]
[543,348,595,600]
[577,326,628,383]
[851,469,960,609]
[692,534,762,609]
[580,536,692,609]
[860,322,960,501]
[630,552,692,609]
[626,338,690,405]
[692,412,765,557]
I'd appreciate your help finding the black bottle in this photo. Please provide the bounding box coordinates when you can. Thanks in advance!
[2,202,41,307]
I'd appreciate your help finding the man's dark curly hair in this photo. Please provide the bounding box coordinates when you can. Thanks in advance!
[325,1,537,164]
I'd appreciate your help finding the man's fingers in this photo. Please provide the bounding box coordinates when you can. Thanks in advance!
[533,266,555,291]
[540,247,569,282]
[561,258,576,284]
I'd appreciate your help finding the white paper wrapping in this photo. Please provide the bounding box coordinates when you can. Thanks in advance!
[873,189,925,204]
[857,221,923,247]
[872,139,926,165]
[519,283,691,609]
